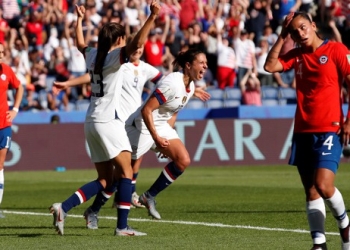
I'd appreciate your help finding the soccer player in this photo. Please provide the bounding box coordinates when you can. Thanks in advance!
[127,48,208,220]
[83,34,163,229]
[0,42,24,218]
[264,12,350,250]
[49,1,160,236]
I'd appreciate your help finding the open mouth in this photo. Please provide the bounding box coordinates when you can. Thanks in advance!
[198,70,206,79]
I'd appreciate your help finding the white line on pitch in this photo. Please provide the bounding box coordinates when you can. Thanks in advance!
[2,210,339,236]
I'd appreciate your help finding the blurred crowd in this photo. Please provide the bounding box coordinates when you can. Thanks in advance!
[3,0,350,111]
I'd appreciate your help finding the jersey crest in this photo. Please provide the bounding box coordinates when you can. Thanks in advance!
[319,55,328,64]
[347,54,350,64]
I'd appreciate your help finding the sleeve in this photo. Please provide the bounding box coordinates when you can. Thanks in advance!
[278,48,298,72]
[153,79,175,105]
[144,63,162,84]
[6,66,20,89]
[334,43,350,77]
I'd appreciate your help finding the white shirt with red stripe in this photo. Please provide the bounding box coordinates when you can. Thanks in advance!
[118,60,161,122]
[130,72,195,134]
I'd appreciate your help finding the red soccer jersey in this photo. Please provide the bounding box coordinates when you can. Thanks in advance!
[0,63,20,129]
[279,41,350,133]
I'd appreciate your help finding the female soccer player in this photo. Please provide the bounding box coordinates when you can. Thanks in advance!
[264,12,350,250]
[0,42,23,218]
[126,48,208,220]
[49,1,160,236]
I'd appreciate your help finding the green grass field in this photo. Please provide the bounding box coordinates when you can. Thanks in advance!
[1,164,350,250]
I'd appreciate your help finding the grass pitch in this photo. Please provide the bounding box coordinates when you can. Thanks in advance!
[1,165,350,250]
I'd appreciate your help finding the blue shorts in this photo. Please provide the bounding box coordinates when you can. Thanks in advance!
[0,126,12,150]
[289,132,342,174]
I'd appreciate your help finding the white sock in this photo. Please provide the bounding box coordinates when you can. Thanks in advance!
[306,197,326,244]
[0,169,4,204]
[325,188,349,229]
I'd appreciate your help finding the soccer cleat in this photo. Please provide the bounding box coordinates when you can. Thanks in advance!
[139,191,161,220]
[0,210,4,218]
[83,207,99,229]
[114,226,147,236]
[340,224,350,250]
[131,192,145,208]
[310,243,327,250]
[49,203,66,235]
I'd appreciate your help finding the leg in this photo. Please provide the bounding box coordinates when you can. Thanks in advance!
[112,157,145,208]
[315,168,350,249]
[139,139,190,219]
[50,161,113,235]
[299,169,327,249]
[0,147,8,218]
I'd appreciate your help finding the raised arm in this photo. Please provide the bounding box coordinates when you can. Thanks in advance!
[264,13,294,73]
[125,0,160,57]
[75,5,87,52]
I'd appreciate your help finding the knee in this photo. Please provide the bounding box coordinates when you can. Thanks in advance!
[175,156,191,171]
[314,182,334,199]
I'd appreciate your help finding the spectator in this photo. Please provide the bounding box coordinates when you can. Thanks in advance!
[143,17,170,74]
[216,23,236,89]
[0,8,9,46]
[240,70,262,106]
[179,0,199,31]
[256,36,274,86]
[233,28,257,88]
[245,0,269,46]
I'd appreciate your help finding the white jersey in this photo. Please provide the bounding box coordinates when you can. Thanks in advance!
[118,61,160,122]
[84,47,125,123]
[128,72,195,134]
[217,41,236,69]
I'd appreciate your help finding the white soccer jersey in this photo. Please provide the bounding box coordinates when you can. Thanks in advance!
[129,72,195,134]
[84,47,125,123]
[118,61,161,122]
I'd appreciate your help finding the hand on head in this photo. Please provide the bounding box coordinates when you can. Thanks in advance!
[280,12,295,39]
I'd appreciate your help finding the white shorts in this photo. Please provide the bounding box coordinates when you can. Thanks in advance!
[84,119,132,163]
[126,123,179,160]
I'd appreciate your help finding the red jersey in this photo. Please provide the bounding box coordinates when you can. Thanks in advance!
[0,63,20,129]
[279,41,350,133]
[143,40,164,67]
[0,19,8,43]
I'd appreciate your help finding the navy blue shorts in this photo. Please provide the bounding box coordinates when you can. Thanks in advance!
[289,132,342,174]
[0,126,12,150]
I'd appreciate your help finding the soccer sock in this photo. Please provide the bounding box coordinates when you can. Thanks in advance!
[148,162,183,197]
[325,188,349,229]
[61,180,103,213]
[306,197,326,245]
[116,178,132,229]
[0,169,4,204]
[131,172,138,194]
[90,182,118,213]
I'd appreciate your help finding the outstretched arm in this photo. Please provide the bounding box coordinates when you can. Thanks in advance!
[53,73,91,94]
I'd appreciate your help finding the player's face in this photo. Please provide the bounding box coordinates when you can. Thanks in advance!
[289,16,316,47]
[129,46,144,62]
[188,53,207,81]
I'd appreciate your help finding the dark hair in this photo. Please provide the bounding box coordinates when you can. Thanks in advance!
[288,11,312,34]
[94,22,126,74]
[288,11,321,41]
[172,49,204,69]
